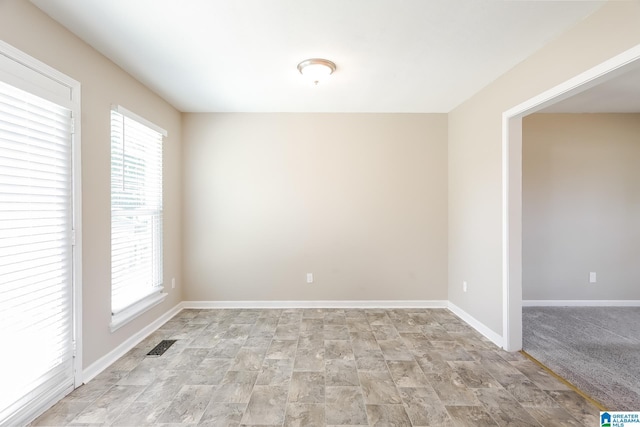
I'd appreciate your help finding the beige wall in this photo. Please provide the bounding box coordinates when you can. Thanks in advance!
[4,0,640,370]
[0,0,183,368]
[449,1,640,334]
[182,113,448,301]
[523,113,640,300]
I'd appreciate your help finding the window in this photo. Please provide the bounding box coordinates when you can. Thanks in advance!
[0,40,80,426]
[110,106,166,331]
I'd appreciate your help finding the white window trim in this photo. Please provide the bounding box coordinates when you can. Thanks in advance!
[0,40,82,425]
[113,104,168,137]
[110,105,166,332]
[110,292,168,332]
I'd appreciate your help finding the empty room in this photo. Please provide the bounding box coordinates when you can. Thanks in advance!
[1,0,640,426]
[522,100,640,410]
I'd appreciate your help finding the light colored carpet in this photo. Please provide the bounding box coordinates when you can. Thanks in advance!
[523,306,640,411]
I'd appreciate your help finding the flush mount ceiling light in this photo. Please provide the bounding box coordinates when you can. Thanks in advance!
[297,58,336,85]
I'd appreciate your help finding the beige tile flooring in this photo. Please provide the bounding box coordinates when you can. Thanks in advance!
[32,308,599,426]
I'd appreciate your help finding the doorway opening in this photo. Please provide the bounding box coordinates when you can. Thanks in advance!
[502,43,640,352]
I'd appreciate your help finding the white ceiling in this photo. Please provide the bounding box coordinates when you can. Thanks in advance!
[31,0,605,113]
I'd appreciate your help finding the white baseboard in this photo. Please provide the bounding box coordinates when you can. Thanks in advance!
[523,300,640,307]
[82,302,184,383]
[182,300,448,309]
[447,301,503,348]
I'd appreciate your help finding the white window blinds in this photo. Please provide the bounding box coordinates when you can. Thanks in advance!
[0,80,74,424]
[110,108,164,316]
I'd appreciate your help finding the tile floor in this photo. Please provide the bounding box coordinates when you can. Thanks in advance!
[31,308,599,426]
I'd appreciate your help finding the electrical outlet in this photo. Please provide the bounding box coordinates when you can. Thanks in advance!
[463,281,468,292]
[306,273,313,284]
[589,272,596,283]
[171,278,176,289]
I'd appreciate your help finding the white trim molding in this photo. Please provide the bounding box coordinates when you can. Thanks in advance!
[84,302,183,383]
[112,104,168,137]
[110,292,169,332]
[502,43,640,353]
[0,40,83,426]
[182,300,448,309]
[447,302,504,348]
[523,300,640,307]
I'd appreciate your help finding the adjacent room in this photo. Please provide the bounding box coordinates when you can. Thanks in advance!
[521,68,640,411]
[1,0,639,425]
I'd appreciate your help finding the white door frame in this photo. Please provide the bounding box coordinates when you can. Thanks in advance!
[502,43,640,351]
[0,40,83,424]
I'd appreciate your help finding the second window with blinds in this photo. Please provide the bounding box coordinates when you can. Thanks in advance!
[110,106,167,331]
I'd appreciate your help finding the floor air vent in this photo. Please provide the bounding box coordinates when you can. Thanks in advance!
[147,339,177,356]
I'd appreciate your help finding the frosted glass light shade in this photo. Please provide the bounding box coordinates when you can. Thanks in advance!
[297,58,336,84]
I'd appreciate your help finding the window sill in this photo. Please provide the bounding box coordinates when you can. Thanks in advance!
[110,292,168,332]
